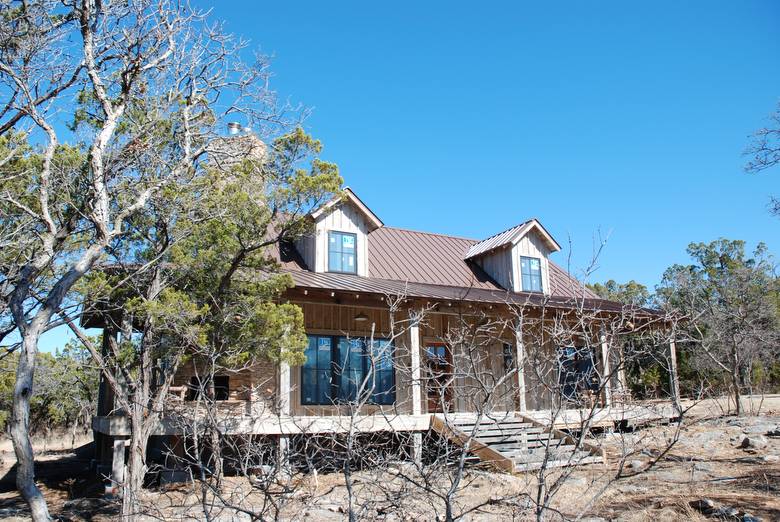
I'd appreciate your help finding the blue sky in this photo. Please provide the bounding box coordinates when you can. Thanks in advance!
[201,0,778,282]
[39,1,780,350]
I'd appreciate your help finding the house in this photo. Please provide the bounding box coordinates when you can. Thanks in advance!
[91,187,677,479]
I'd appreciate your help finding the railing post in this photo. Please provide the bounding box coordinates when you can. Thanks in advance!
[514,324,527,413]
[409,313,423,464]
[279,359,291,465]
[600,328,612,407]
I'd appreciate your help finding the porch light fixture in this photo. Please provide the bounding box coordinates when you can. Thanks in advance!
[354,312,369,322]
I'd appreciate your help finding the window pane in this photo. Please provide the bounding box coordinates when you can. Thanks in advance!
[328,231,357,273]
[341,234,355,252]
[521,256,543,292]
[302,335,333,405]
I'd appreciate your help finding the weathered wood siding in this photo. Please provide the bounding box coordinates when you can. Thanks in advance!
[474,246,514,290]
[511,230,552,295]
[291,302,413,416]
[295,201,370,276]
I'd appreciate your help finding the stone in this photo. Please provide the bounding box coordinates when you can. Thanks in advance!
[690,498,716,515]
[616,484,647,494]
[741,435,769,449]
[762,455,780,463]
[742,514,762,522]
[713,506,739,518]
[743,424,774,434]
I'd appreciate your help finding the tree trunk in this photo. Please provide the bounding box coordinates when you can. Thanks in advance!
[121,410,149,518]
[10,333,52,521]
[732,346,742,416]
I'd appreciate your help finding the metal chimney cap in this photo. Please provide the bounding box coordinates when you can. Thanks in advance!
[227,122,242,135]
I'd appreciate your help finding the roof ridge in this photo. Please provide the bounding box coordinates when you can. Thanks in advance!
[377,226,478,242]
[471,219,531,245]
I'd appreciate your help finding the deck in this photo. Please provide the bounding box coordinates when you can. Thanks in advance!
[92,401,680,437]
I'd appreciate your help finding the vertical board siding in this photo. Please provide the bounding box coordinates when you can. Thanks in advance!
[512,230,552,294]
[475,247,513,290]
[309,201,370,276]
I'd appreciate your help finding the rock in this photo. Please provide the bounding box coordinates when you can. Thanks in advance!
[743,423,774,434]
[742,513,762,522]
[741,435,768,449]
[690,498,716,515]
[616,484,647,494]
[713,506,739,518]
[761,455,780,464]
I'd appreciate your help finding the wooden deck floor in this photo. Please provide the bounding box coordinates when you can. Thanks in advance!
[92,402,681,437]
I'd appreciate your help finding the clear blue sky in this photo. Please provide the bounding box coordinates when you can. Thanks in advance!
[40,1,780,350]
[202,0,778,283]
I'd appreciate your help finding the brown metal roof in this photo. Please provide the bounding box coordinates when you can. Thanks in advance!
[367,227,502,290]
[365,226,599,300]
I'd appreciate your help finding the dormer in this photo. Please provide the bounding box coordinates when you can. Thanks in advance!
[296,188,383,276]
[464,219,561,295]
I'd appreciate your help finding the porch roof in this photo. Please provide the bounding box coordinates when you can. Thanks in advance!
[285,269,657,316]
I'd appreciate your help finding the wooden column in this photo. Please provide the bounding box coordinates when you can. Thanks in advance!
[514,324,527,413]
[600,329,612,407]
[409,316,423,464]
[278,360,291,463]
[668,337,681,414]
[111,437,126,494]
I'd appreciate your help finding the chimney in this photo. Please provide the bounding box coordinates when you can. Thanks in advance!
[227,122,242,135]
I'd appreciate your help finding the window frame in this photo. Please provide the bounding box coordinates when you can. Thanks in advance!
[520,255,544,293]
[327,231,358,274]
[300,334,395,406]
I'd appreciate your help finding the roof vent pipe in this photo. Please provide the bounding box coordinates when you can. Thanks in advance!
[227,122,241,135]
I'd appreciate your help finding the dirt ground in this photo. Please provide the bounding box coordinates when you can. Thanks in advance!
[0,397,779,521]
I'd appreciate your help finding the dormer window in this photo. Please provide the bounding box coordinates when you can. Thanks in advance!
[520,256,543,293]
[328,231,357,274]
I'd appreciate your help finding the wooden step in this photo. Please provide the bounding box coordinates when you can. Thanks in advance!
[470,427,545,437]
[514,455,603,473]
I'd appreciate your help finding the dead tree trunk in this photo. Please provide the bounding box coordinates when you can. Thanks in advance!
[10,331,51,522]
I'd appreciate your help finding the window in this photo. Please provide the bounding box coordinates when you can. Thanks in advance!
[520,256,543,293]
[328,231,357,274]
[185,375,229,401]
[213,376,230,401]
[301,334,395,405]
[302,336,334,405]
[557,346,597,401]
[502,343,515,372]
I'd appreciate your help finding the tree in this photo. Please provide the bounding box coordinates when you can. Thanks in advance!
[68,127,340,518]
[0,1,303,518]
[0,337,98,436]
[587,279,650,308]
[745,101,780,215]
[657,239,779,415]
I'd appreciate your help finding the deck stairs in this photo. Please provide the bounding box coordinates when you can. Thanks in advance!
[431,413,605,473]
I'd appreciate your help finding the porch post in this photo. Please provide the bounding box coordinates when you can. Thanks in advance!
[409,314,423,464]
[600,329,612,407]
[278,360,291,463]
[110,437,126,495]
[668,337,681,414]
[514,324,527,413]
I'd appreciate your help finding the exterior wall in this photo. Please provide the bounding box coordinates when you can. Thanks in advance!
[511,230,552,295]
[474,247,514,290]
[295,201,370,276]
[172,359,278,417]
[473,229,553,295]
[291,302,413,416]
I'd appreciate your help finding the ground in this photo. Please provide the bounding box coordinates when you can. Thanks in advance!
[0,397,778,521]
